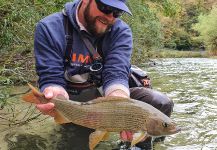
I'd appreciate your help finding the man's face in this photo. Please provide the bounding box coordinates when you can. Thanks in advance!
[84,0,116,37]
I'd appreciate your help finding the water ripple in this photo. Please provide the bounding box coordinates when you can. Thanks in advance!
[144,58,217,150]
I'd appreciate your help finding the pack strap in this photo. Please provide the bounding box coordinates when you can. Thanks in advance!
[62,9,102,63]
[63,10,73,64]
[80,31,102,61]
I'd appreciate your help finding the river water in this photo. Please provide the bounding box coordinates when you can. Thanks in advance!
[0,58,217,150]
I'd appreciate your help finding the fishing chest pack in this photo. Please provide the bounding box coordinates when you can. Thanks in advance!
[63,10,151,90]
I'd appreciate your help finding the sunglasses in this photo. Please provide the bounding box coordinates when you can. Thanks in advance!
[95,0,124,18]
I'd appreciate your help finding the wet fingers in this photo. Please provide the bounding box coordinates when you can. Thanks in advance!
[36,103,56,117]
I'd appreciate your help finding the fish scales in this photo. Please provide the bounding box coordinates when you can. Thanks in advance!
[53,99,89,125]
[53,98,150,132]
[93,103,147,131]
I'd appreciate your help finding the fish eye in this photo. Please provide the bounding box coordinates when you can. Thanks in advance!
[162,122,168,128]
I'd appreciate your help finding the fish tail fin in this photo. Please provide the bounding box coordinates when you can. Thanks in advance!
[22,91,41,104]
[22,83,44,104]
[22,84,71,124]
[27,83,44,97]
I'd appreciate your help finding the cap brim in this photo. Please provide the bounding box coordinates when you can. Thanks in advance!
[100,0,132,15]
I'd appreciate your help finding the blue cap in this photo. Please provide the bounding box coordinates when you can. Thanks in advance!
[100,0,132,15]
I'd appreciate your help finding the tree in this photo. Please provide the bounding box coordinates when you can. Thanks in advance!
[125,0,179,63]
[193,6,217,55]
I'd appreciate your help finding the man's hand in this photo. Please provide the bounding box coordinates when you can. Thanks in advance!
[36,85,69,117]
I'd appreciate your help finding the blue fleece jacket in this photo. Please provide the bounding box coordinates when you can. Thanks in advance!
[34,0,133,94]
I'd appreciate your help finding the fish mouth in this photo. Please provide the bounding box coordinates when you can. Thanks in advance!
[147,126,181,137]
[171,126,181,134]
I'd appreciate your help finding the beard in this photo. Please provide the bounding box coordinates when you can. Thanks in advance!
[84,2,114,37]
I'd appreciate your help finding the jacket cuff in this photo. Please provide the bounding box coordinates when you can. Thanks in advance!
[40,84,65,93]
[104,83,130,96]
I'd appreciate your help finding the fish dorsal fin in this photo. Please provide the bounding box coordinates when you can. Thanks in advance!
[86,96,133,105]
[27,83,44,97]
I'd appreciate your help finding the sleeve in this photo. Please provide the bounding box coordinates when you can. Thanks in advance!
[102,25,133,96]
[34,22,66,92]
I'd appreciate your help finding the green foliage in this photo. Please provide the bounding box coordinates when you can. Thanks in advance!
[0,0,185,58]
[173,29,192,50]
[0,0,68,53]
[0,0,68,85]
[0,86,11,109]
[125,0,164,63]
[161,0,179,17]
[180,5,201,32]
[0,52,36,85]
[193,6,217,55]
[162,2,208,51]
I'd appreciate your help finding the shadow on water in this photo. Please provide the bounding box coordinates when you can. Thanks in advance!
[5,132,47,150]
[0,58,217,150]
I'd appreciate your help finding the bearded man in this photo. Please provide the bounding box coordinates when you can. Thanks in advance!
[34,0,174,149]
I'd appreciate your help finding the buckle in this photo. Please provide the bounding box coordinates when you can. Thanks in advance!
[90,62,103,72]
[141,78,151,88]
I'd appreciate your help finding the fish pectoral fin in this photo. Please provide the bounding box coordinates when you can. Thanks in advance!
[131,131,147,147]
[54,110,71,124]
[27,83,44,97]
[102,132,110,141]
[89,130,108,150]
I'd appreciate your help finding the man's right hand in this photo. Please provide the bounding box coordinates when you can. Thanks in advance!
[36,85,69,117]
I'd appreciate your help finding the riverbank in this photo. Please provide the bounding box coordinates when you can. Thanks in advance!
[148,48,206,58]
[0,51,36,86]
